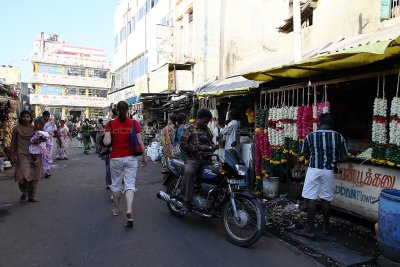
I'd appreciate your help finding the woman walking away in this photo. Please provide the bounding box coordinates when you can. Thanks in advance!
[11,111,43,202]
[42,111,59,178]
[103,101,147,228]
[56,120,73,160]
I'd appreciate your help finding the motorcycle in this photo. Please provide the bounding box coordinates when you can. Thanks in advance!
[157,141,265,247]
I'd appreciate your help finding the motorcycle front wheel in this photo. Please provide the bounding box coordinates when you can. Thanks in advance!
[221,196,265,247]
[166,178,184,217]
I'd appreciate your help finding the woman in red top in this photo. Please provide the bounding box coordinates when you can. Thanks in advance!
[103,101,147,228]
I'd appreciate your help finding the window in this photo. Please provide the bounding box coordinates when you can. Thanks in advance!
[38,64,62,75]
[89,69,108,79]
[147,0,154,11]
[65,87,86,96]
[89,89,107,98]
[127,20,132,35]
[114,35,118,52]
[120,26,126,43]
[66,67,86,77]
[381,0,400,19]
[39,85,62,95]
[131,16,136,31]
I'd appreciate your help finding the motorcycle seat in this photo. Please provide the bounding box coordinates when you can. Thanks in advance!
[169,158,185,174]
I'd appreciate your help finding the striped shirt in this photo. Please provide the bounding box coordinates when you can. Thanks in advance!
[301,129,348,172]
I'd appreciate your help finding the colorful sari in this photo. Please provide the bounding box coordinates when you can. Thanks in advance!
[56,125,70,159]
[43,120,57,173]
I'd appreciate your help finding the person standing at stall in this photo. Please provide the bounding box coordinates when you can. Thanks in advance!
[220,109,241,153]
[42,110,59,178]
[11,111,43,202]
[160,114,177,177]
[299,113,348,239]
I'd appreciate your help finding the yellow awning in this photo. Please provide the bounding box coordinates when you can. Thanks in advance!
[243,25,400,82]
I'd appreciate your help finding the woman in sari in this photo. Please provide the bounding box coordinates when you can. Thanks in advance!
[56,120,72,160]
[11,111,43,202]
[42,111,59,178]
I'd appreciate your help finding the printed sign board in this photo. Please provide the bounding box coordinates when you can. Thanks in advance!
[332,162,399,221]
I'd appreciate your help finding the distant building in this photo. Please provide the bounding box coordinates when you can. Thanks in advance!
[0,65,21,85]
[30,32,111,121]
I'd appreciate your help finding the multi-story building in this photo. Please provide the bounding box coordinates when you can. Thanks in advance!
[0,65,21,85]
[112,0,193,106]
[30,32,111,121]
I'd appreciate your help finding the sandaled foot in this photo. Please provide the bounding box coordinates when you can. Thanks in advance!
[28,197,38,202]
[125,213,133,228]
[112,209,119,216]
[45,172,51,178]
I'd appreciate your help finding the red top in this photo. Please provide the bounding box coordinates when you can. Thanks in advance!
[104,118,141,158]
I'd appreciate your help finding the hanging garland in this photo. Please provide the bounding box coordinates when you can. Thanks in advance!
[387,72,400,167]
[371,76,388,165]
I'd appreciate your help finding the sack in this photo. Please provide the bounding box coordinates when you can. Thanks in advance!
[130,120,143,156]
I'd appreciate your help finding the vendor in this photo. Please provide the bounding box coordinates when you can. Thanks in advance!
[220,109,241,152]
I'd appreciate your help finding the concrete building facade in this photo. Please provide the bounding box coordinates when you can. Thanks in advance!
[0,66,21,85]
[30,33,111,120]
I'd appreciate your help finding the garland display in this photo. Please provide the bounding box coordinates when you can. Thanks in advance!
[371,78,388,164]
[388,96,400,167]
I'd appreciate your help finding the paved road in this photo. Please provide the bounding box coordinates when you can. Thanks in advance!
[0,140,322,267]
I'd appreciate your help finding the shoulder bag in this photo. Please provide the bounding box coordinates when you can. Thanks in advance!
[130,120,143,156]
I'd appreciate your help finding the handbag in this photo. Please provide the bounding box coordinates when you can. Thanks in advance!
[130,120,144,156]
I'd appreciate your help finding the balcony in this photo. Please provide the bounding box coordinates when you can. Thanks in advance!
[31,52,110,69]
[31,73,111,89]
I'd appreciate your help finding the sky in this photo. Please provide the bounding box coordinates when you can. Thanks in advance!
[0,0,118,82]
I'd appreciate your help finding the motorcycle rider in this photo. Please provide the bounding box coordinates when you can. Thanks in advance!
[179,108,216,212]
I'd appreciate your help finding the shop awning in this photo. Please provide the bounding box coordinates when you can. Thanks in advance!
[196,76,261,97]
[243,23,400,82]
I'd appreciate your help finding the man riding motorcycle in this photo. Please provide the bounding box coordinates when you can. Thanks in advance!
[179,108,217,212]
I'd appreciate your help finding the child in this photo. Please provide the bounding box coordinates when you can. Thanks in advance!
[29,117,50,166]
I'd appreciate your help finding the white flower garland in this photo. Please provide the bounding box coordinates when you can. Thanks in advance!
[389,97,400,146]
[372,98,387,145]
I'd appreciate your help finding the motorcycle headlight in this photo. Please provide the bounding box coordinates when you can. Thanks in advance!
[235,164,247,176]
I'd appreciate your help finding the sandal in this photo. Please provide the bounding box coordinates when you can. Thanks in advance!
[28,197,38,202]
[125,213,133,228]
[112,209,119,216]
[20,193,27,201]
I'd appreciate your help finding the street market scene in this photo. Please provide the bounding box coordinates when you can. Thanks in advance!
[1,0,400,266]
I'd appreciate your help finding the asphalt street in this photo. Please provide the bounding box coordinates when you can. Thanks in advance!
[0,140,322,267]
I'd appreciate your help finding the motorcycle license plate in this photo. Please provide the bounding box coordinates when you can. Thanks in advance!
[228,179,245,184]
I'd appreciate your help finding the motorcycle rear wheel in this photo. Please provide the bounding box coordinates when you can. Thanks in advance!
[166,178,184,217]
[221,196,265,247]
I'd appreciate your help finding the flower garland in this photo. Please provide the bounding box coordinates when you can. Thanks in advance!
[371,97,387,164]
[297,105,313,162]
[387,97,400,167]
[269,107,286,165]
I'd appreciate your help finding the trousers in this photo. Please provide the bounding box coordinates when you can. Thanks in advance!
[183,159,201,202]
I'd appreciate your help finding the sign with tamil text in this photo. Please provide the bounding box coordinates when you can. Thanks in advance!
[332,162,399,221]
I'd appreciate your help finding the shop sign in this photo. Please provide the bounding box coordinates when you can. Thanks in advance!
[30,73,111,88]
[332,162,399,221]
[29,94,109,108]
[108,88,129,104]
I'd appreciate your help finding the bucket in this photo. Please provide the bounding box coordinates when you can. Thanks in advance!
[378,189,400,263]
[263,177,279,199]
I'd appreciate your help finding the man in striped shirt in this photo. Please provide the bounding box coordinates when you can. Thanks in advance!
[299,113,348,239]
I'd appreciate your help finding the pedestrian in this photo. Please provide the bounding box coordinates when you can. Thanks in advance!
[11,111,43,202]
[28,117,49,167]
[103,100,147,228]
[56,119,73,160]
[298,113,348,239]
[172,113,187,161]
[95,118,104,155]
[42,110,59,178]
[81,118,92,154]
[220,108,241,153]
[76,124,83,148]
[160,114,177,177]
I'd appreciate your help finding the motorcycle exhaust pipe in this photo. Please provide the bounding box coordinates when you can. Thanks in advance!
[157,191,183,208]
